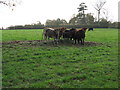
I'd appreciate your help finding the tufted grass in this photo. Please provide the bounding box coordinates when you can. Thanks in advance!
[2,28,118,88]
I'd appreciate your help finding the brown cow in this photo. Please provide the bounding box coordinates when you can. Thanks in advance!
[43,28,57,40]
[73,28,87,45]
[43,27,66,44]
[54,27,66,39]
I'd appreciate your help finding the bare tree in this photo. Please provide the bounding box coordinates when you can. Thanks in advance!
[102,8,109,21]
[0,0,21,10]
[94,0,106,22]
[0,1,8,6]
[0,0,16,7]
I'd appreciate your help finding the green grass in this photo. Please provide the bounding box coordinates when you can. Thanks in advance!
[2,29,43,42]
[2,28,118,88]
[2,28,118,43]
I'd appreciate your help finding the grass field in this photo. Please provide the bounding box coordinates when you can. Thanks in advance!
[2,29,43,42]
[2,28,118,88]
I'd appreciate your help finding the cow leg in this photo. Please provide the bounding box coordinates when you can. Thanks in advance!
[53,38,58,45]
[44,36,46,40]
[74,39,77,44]
[70,37,72,40]
[80,39,82,45]
[83,39,84,45]
[44,34,47,40]
[53,39,56,45]
[80,39,83,45]
[81,38,84,45]
[78,39,80,44]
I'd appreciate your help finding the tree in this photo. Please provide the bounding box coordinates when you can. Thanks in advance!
[60,19,67,25]
[69,13,95,26]
[45,19,52,26]
[99,18,109,27]
[69,16,77,25]
[85,13,95,25]
[69,14,82,25]
[45,18,67,27]
[77,2,88,24]
[77,2,87,15]
[94,0,106,22]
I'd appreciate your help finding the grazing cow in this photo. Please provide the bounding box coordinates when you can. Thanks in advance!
[43,28,56,39]
[54,27,66,39]
[73,28,87,45]
[63,30,71,39]
[63,28,76,40]
[43,27,66,44]
[88,28,94,31]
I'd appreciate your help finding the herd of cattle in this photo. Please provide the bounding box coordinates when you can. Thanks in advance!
[43,27,94,45]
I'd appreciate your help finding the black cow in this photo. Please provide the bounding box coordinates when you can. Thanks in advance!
[88,28,94,31]
[63,28,76,40]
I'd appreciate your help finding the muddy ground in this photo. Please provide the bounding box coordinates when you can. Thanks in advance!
[1,40,103,47]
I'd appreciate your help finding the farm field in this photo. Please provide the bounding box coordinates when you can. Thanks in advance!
[2,28,118,88]
[2,29,43,42]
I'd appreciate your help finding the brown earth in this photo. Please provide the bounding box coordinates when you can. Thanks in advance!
[1,40,103,47]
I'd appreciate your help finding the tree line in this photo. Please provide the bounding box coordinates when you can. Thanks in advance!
[7,22,44,30]
[6,17,119,30]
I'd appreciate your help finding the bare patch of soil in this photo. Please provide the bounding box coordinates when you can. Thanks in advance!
[2,40,103,47]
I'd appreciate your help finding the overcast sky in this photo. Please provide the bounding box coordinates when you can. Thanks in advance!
[0,0,119,28]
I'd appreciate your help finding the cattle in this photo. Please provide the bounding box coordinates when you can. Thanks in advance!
[63,28,76,40]
[73,28,87,45]
[63,30,71,39]
[43,28,57,40]
[43,27,66,44]
[88,28,94,31]
[54,27,66,39]
[43,27,87,45]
